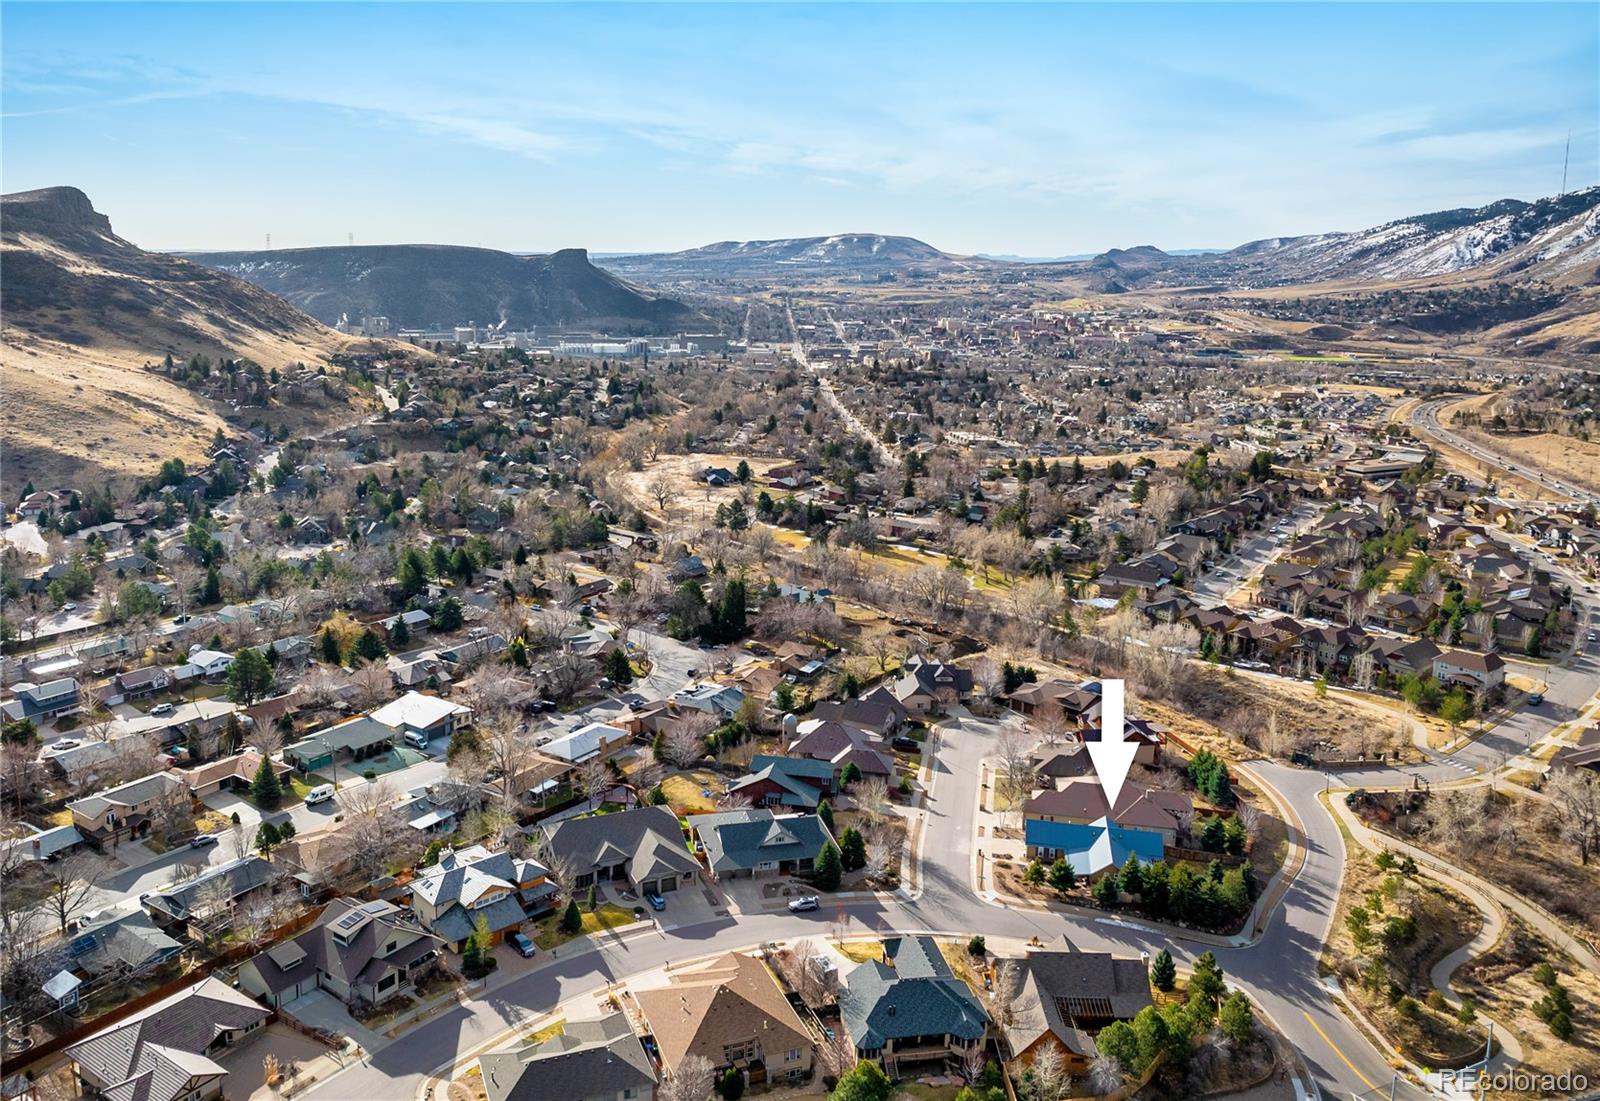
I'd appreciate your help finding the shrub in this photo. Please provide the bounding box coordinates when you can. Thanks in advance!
[967,935,986,957]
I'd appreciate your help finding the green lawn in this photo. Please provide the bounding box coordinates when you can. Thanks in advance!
[530,903,639,951]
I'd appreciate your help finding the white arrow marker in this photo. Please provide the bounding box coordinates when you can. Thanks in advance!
[1086,678,1138,813]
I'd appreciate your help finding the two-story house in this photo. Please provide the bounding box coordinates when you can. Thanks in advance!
[409,844,556,951]
[67,771,189,849]
[838,936,989,1078]
[634,952,813,1089]
[238,897,443,1009]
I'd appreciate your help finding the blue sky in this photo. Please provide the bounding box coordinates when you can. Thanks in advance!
[3,2,1596,254]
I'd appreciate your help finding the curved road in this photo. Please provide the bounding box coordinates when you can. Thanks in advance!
[302,708,1423,1101]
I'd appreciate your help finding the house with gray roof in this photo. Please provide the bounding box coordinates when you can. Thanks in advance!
[141,855,277,938]
[238,897,442,1009]
[64,975,269,1101]
[688,808,834,880]
[479,1012,656,1101]
[997,942,1153,1073]
[68,770,188,849]
[1,677,80,723]
[67,911,182,979]
[838,935,989,1077]
[539,805,700,896]
[408,844,556,950]
[282,715,395,772]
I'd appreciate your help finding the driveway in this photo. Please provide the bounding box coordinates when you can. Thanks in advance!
[282,989,390,1054]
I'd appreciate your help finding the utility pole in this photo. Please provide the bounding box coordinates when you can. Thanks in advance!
[1561,130,1571,195]
[265,232,272,250]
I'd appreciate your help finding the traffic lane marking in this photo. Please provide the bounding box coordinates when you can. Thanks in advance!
[1302,1009,1378,1091]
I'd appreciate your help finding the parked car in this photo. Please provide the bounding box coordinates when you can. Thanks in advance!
[508,931,537,958]
[787,895,820,913]
[891,735,920,752]
[1528,693,1545,706]
[645,891,666,911]
[149,702,176,716]
[188,833,218,848]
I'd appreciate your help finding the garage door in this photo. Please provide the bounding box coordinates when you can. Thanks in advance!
[661,874,679,892]
[641,879,659,895]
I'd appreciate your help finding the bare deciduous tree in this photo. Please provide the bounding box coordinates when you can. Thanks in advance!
[659,1053,716,1101]
[41,849,108,935]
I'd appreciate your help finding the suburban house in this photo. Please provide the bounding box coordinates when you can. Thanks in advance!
[479,1012,657,1101]
[39,731,154,788]
[998,943,1154,1074]
[114,666,173,699]
[688,808,835,880]
[283,715,395,772]
[539,806,700,896]
[63,976,270,1101]
[1432,649,1506,695]
[141,854,277,938]
[66,911,183,979]
[274,825,355,900]
[409,844,557,950]
[805,693,907,736]
[176,750,292,799]
[1078,715,1166,767]
[634,952,813,1089]
[838,936,989,1077]
[67,771,189,849]
[371,690,472,741]
[238,897,443,1009]
[542,721,630,765]
[787,720,895,780]
[890,657,974,715]
[669,681,747,720]
[1023,779,1191,876]
[180,648,236,679]
[2,677,80,723]
[726,755,837,810]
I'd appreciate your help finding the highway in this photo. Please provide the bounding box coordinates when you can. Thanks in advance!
[1409,398,1598,506]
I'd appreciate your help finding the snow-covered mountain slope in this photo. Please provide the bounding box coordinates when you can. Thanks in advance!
[1222,188,1600,286]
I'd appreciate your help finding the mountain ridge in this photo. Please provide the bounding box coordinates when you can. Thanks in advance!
[1,186,374,490]
[187,242,703,334]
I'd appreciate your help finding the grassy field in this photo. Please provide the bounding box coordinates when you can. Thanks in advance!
[835,939,883,964]
[661,770,722,815]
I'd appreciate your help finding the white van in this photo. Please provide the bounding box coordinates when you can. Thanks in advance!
[404,730,430,750]
[305,784,335,806]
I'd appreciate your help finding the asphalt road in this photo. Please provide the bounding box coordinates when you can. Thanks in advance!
[301,705,1418,1101]
[1410,398,1598,506]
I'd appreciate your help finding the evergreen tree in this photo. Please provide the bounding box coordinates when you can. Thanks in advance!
[560,898,582,934]
[607,647,633,685]
[1150,948,1177,992]
[255,820,280,854]
[354,627,388,662]
[816,799,835,835]
[1048,857,1077,894]
[319,626,343,664]
[226,647,274,704]
[1219,991,1255,1042]
[201,564,221,605]
[839,827,867,871]
[813,842,842,890]
[250,755,283,808]
[1118,854,1144,897]
[390,616,411,648]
